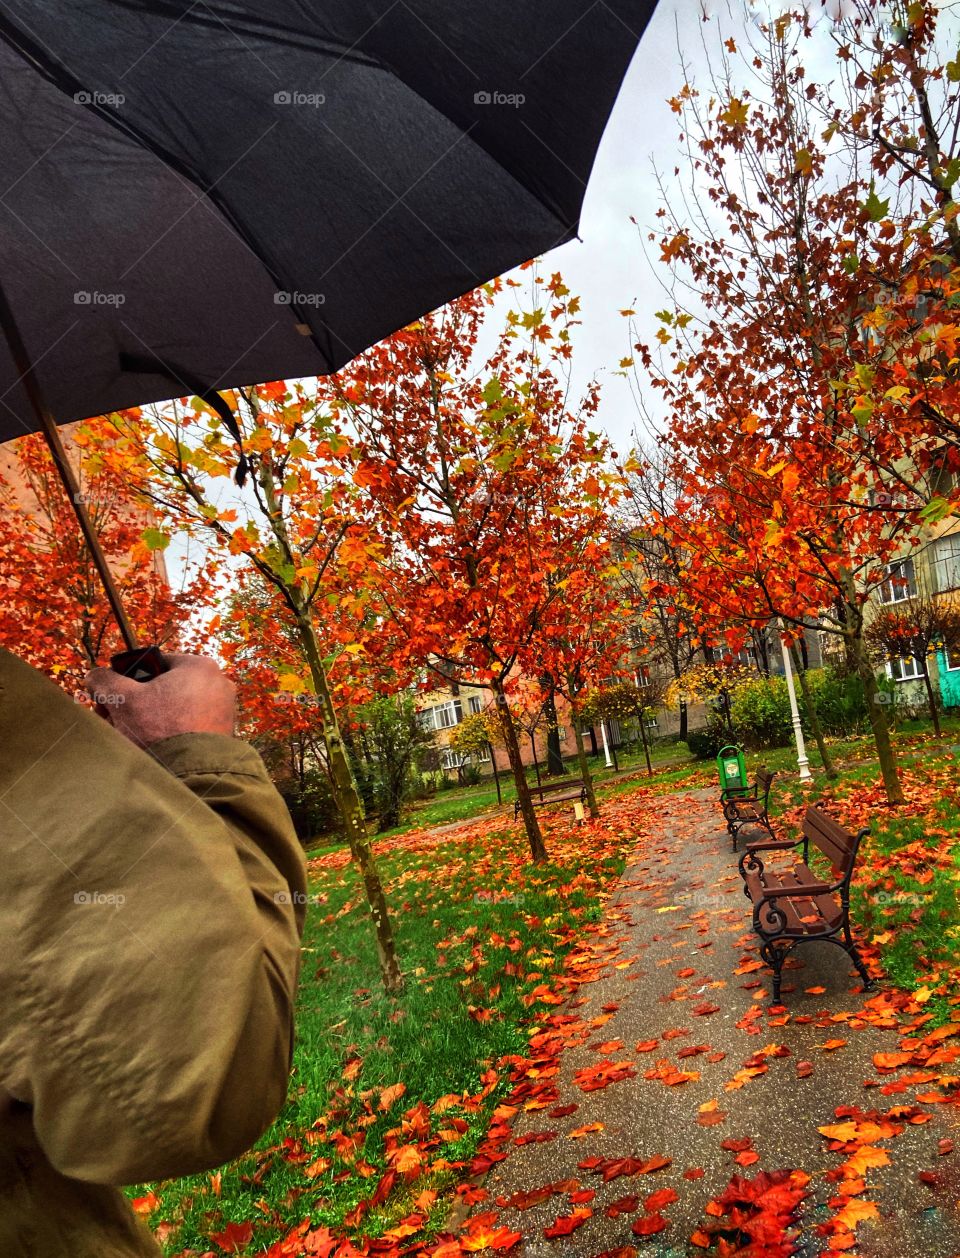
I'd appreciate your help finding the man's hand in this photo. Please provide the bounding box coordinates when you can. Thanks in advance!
[85,653,236,748]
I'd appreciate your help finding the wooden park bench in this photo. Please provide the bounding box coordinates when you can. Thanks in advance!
[737,806,873,1004]
[515,778,588,820]
[721,766,776,851]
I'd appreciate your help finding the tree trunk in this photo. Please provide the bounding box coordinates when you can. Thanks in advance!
[587,724,598,756]
[921,656,942,737]
[543,681,566,776]
[638,712,653,776]
[529,731,542,788]
[852,634,904,805]
[790,642,837,778]
[296,611,404,992]
[489,741,502,804]
[569,695,600,819]
[491,677,548,862]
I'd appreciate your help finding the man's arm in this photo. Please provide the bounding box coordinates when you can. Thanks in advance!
[0,650,307,1184]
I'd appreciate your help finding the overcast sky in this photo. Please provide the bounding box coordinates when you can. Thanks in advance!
[535,0,895,456]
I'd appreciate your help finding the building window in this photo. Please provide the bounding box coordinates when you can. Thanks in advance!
[474,744,491,762]
[887,655,923,682]
[643,715,659,729]
[439,748,468,770]
[878,558,916,605]
[418,698,463,731]
[932,536,960,594]
[467,694,482,715]
[944,644,960,672]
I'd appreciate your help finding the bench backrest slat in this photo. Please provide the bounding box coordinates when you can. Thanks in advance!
[802,806,864,872]
[535,779,585,795]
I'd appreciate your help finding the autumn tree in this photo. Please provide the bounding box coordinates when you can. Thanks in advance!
[329,276,624,861]
[121,383,404,994]
[579,677,668,776]
[616,443,708,739]
[865,587,960,736]
[628,7,960,803]
[0,418,210,689]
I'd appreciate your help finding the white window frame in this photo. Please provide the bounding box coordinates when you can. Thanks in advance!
[467,694,482,715]
[643,715,659,729]
[932,536,960,595]
[421,698,463,731]
[943,644,960,672]
[439,748,468,770]
[878,558,916,605]
[886,655,923,683]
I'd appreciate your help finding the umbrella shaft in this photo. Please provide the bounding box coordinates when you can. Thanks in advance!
[0,281,138,652]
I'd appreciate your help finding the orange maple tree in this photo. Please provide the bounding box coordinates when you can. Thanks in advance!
[629,7,960,803]
[328,274,627,860]
[0,417,210,690]
[122,381,404,993]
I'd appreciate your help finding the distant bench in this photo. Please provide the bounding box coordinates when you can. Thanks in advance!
[721,767,776,851]
[515,778,588,820]
[738,805,872,1004]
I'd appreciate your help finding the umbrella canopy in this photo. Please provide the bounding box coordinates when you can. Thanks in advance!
[0,1,655,443]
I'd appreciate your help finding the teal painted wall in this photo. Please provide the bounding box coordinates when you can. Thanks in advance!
[936,650,960,709]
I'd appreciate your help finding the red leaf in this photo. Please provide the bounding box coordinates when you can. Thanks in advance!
[543,1207,592,1238]
[211,1221,254,1254]
[645,1188,679,1212]
[631,1212,668,1236]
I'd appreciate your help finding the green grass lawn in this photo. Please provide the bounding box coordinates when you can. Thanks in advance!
[132,804,645,1254]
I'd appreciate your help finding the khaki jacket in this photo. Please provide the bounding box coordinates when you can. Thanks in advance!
[0,649,307,1256]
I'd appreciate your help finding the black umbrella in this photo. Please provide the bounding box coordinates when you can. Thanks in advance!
[0,0,656,664]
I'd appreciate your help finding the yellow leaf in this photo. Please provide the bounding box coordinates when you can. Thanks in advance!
[721,97,749,127]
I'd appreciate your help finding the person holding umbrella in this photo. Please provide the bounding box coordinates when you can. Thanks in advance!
[0,648,307,1255]
[0,2,654,1252]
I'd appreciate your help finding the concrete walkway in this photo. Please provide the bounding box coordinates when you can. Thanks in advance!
[470,790,960,1257]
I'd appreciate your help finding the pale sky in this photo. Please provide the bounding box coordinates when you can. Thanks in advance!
[540,0,830,457]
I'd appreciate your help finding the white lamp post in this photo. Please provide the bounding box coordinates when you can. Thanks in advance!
[779,625,812,783]
[599,718,613,768]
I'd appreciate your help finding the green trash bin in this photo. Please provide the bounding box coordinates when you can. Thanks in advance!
[716,745,748,796]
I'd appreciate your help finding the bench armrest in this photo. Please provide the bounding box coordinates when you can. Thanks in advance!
[721,786,755,803]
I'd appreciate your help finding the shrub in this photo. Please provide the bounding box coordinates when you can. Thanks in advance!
[686,722,728,760]
[730,676,793,749]
[278,771,341,846]
[805,667,872,737]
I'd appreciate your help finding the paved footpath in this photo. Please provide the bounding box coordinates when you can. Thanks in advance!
[469,789,960,1258]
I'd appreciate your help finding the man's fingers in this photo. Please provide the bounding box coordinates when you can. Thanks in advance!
[84,666,138,700]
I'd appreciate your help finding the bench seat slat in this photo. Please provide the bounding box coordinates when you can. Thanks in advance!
[744,865,843,936]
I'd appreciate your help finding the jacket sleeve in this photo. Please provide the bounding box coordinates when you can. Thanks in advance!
[0,649,307,1185]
